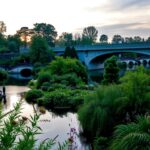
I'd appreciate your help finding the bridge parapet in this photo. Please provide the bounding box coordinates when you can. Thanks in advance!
[53,43,150,52]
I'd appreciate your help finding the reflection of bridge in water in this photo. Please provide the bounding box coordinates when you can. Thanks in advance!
[53,43,150,70]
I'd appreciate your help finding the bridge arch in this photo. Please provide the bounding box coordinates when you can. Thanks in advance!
[88,51,150,70]
[9,66,33,74]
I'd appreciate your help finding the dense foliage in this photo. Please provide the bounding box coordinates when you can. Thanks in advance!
[0,102,68,149]
[33,23,57,47]
[46,57,87,83]
[110,116,150,150]
[102,56,119,84]
[78,67,150,149]
[26,57,89,110]
[0,69,8,84]
[30,35,51,64]
[25,89,43,102]
[64,46,78,59]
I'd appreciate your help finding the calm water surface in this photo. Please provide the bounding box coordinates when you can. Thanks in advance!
[0,85,89,150]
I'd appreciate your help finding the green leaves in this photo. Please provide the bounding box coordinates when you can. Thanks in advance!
[30,35,50,64]
[102,56,119,85]
[0,102,57,150]
[110,116,150,150]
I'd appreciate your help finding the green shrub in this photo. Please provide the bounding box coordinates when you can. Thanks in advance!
[37,97,45,105]
[41,82,51,91]
[28,79,36,88]
[32,62,43,76]
[50,83,67,90]
[0,46,8,53]
[110,116,150,150]
[36,72,51,89]
[0,69,8,84]
[44,89,70,107]
[43,89,88,108]
[51,73,84,87]
[78,85,124,138]
[45,57,88,83]
[25,89,43,102]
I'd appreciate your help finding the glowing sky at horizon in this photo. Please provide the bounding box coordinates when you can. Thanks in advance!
[1,0,150,38]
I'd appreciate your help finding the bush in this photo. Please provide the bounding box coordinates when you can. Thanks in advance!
[51,73,84,87]
[41,82,51,91]
[28,79,36,88]
[49,83,67,90]
[25,89,43,102]
[36,72,51,89]
[32,62,43,76]
[45,57,88,83]
[78,85,124,138]
[42,89,88,109]
[0,69,8,84]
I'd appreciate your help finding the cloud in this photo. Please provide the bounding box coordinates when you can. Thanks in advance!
[75,22,150,40]
[98,22,150,39]
[87,0,150,12]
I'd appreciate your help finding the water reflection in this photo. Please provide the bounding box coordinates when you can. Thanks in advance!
[0,86,89,149]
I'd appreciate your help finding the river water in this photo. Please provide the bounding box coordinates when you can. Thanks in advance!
[0,80,89,149]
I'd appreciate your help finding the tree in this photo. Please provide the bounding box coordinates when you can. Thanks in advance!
[0,21,6,33]
[0,33,7,47]
[99,34,108,43]
[7,35,22,52]
[17,27,34,45]
[119,66,150,120]
[102,56,119,84]
[124,37,134,43]
[133,36,142,43]
[30,35,50,64]
[82,26,98,44]
[147,37,150,42]
[0,70,8,85]
[112,35,124,44]
[33,23,57,47]
[73,33,82,45]
[58,32,73,46]
[64,46,78,59]
[46,56,88,83]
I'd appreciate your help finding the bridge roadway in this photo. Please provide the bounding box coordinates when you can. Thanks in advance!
[53,43,150,70]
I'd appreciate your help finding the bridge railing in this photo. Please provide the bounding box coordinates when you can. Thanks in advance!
[53,43,150,52]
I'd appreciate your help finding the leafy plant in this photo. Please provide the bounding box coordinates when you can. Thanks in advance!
[25,89,43,103]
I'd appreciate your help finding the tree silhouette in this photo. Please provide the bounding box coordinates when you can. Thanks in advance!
[30,35,50,64]
[102,56,119,84]
[82,26,98,44]
[64,46,78,59]
[99,34,108,43]
[33,23,57,47]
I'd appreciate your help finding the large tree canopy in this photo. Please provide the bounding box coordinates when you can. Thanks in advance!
[112,35,124,44]
[82,26,98,44]
[99,34,108,43]
[30,35,50,64]
[33,23,57,47]
[58,32,73,46]
[64,46,78,59]
[7,35,22,52]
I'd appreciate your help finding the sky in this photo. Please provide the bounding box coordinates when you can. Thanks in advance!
[0,0,150,39]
